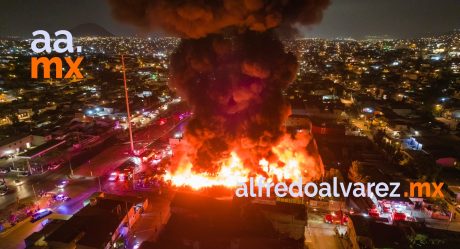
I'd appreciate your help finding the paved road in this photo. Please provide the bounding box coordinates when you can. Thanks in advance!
[0,213,71,249]
[0,112,186,248]
[127,193,173,248]
[0,135,117,211]
[0,103,187,210]
[305,213,343,249]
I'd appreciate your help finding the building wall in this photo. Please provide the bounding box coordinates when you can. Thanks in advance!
[347,219,361,249]
[286,116,311,130]
[0,116,12,126]
[347,217,374,249]
[17,108,34,122]
[0,135,48,157]
[0,136,32,157]
[112,198,149,243]
[311,124,345,135]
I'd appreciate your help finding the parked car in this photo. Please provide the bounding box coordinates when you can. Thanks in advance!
[324,211,348,225]
[0,188,8,196]
[108,172,118,182]
[31,209,52,222]
[118,173,126,182]
[39,191,57,198]
[54,194,70,202]
[0,167,10,174]
[56,180,69,189]
[14,179,24,186]
[17,171,31,177]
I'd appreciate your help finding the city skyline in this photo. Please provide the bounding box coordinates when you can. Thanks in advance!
[0,1,460,249]
[0,0,459,39]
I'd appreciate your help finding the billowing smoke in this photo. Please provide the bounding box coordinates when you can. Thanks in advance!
[108,0,329,178]
[108,0,330,38]
[169,32,298,172]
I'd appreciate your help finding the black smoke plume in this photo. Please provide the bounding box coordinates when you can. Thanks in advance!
[108,0,330,174]
[108,0,330,38]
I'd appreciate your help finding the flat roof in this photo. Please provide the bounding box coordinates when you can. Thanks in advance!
[349,215,409,248]
[18,139,65,158]
[0,134,29,147]
[152,192,286,249]
[448,186,460,194]
[46,195,138,248]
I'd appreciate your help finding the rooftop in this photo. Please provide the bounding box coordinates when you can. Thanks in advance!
[46,193,139,248]
[349,215,409,249]
[0,134,29,147]
[146,192,297,249]
[18,139,66,158]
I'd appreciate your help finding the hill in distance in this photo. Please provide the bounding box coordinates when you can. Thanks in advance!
[70,23,114,37]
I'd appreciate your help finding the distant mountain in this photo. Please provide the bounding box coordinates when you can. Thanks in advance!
[70,23,114,37]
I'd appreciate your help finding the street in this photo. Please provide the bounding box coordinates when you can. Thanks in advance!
[0,107,186,249]
[305,211,344,249]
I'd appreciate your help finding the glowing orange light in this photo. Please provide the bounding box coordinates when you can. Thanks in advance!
[164,132,323,190]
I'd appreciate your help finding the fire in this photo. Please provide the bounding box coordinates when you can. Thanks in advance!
[164,131,323,190]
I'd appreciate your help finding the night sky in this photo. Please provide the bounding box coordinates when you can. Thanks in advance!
[0,0,459,39]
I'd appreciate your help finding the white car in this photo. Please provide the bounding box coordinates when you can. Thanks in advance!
[31,209,52,222]
[56,180,69,189]
[108,172,118,181]
[54,194,70,201]
[118,173,126,182]
[14,179,24,186]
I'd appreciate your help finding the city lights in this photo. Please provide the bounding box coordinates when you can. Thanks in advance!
[0,1,460,249]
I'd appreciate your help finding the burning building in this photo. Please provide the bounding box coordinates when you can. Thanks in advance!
[109,0,330,189]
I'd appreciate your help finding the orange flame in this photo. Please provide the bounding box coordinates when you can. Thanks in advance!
[164,131,323,190]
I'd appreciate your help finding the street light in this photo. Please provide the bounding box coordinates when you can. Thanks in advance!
[98,176,102,192]
[88,160,93,177]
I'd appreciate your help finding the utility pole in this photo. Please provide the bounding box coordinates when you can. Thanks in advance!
[122,54,135,154]
[132,165,136,191]
[27,159,32,175]
[69,157,74,176]
[31,184,37,201]
[98,176,102,192]
[122,55,137,191]
[88,160,93,177]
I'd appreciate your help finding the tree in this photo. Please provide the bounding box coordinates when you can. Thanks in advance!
[348,161,370,183]
[409,234,444,249]
[408,157,439,182]
[324,168,344,183]
[373,129,385,146]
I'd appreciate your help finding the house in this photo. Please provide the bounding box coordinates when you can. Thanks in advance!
[0,115,12,126]
[25,219,66,248]
[18,139,66,159]
[311,120,345,136]
[17,108,34,122]
[0,134,51,158]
